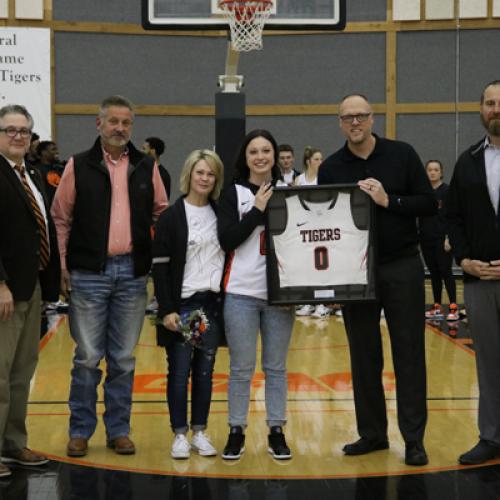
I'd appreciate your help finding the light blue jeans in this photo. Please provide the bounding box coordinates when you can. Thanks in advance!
[224,293,294,428]
[68,255,147,440]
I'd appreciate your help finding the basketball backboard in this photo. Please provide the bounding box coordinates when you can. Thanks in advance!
[142,0,346,31]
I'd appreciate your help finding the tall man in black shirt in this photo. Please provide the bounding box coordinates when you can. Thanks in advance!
[318,94,437,466]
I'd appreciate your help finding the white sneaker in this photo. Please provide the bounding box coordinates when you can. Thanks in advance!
[171,434,190,459]
[145,297,158,313]
[312,304,329,319]
[296,304,315,316]
[191,431,217,456]
[334,309,343,317]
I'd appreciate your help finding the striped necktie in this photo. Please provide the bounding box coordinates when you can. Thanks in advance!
[15,164,50,269]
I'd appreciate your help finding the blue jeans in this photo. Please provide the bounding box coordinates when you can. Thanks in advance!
[166,292,221,434]
[68,255,147,440]
[224,293,294,428]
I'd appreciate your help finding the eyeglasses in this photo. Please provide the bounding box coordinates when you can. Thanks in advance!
[0,127,32,138]
[339,113,372,124]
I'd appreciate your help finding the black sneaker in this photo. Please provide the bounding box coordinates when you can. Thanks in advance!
[268,426,292,460]
[222,426,245,460]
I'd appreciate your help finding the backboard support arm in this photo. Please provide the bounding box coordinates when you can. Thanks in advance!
[218,37,244,93]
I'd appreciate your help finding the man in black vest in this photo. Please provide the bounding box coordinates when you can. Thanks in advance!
[0,104,60,478]
[52,95,168,458]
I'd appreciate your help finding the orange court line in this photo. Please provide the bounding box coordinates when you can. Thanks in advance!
[40,452,500,480]
[454,338,474,345]
[426,322,475,356]
[27,407,478,418]
[38,316,65,352]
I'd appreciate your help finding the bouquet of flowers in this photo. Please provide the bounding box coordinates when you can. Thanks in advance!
[151,309,210,348]
[177,309,210,347]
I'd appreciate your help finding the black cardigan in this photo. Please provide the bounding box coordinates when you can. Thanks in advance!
[152,195,219,347]
[447,137,500,280]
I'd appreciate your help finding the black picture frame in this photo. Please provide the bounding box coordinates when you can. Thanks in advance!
[265,184,377,305]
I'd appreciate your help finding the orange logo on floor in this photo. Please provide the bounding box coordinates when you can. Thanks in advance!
[133,371,396,394]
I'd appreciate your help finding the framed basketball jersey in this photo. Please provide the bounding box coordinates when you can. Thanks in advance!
[265,184,377,305]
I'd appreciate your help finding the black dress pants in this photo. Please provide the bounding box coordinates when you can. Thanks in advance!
[343,254,427,443]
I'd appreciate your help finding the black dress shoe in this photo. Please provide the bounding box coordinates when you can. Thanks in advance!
[459,440,500,465]
[405,441,428,466]
[343,437,389,455]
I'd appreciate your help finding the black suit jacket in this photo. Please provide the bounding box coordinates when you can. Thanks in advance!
[0,154,60,301]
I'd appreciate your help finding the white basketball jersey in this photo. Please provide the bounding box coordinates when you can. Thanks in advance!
[273,192,368,288]
[223,184,268,300]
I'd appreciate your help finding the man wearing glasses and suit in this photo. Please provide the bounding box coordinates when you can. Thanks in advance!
[0,104,60,478]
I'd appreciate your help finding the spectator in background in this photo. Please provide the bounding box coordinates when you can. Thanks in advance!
[144,136,171,199]
[294,146,330,319]
[278,144,300,186]
[25,132,40,165]
[294,146,323,186]
[35,141,65,207]
[143,136,172,314]
[419,160,458,321]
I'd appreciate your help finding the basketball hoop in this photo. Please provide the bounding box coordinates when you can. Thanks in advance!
[218,0,273,52]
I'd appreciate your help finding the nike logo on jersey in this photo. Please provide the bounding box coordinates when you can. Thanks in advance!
[241,201,250,206]
[296,221,308,227]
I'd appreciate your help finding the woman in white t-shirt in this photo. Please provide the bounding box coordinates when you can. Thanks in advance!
[152,150,224,459]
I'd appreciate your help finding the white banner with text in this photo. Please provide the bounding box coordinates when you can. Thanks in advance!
[0,27,51,139]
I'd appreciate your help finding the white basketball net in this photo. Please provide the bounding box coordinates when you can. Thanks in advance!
[218,0,273,52]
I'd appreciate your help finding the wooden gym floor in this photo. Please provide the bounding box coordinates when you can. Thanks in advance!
[3,281,500,499]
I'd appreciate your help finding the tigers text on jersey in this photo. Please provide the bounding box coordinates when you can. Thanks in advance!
[223,184,268,300]
[273,192,368,288]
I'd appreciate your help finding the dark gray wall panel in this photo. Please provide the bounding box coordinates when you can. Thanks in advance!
[397,113,487,179]
[347,0,387,22]
[55,32,385,106]
[458,30,500,102]
[54,33,226,105]
[242,33,386,104]
[53,0,140,23]
[457,112,485,155]
[397,114,458,182]
[397,31,456,103]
